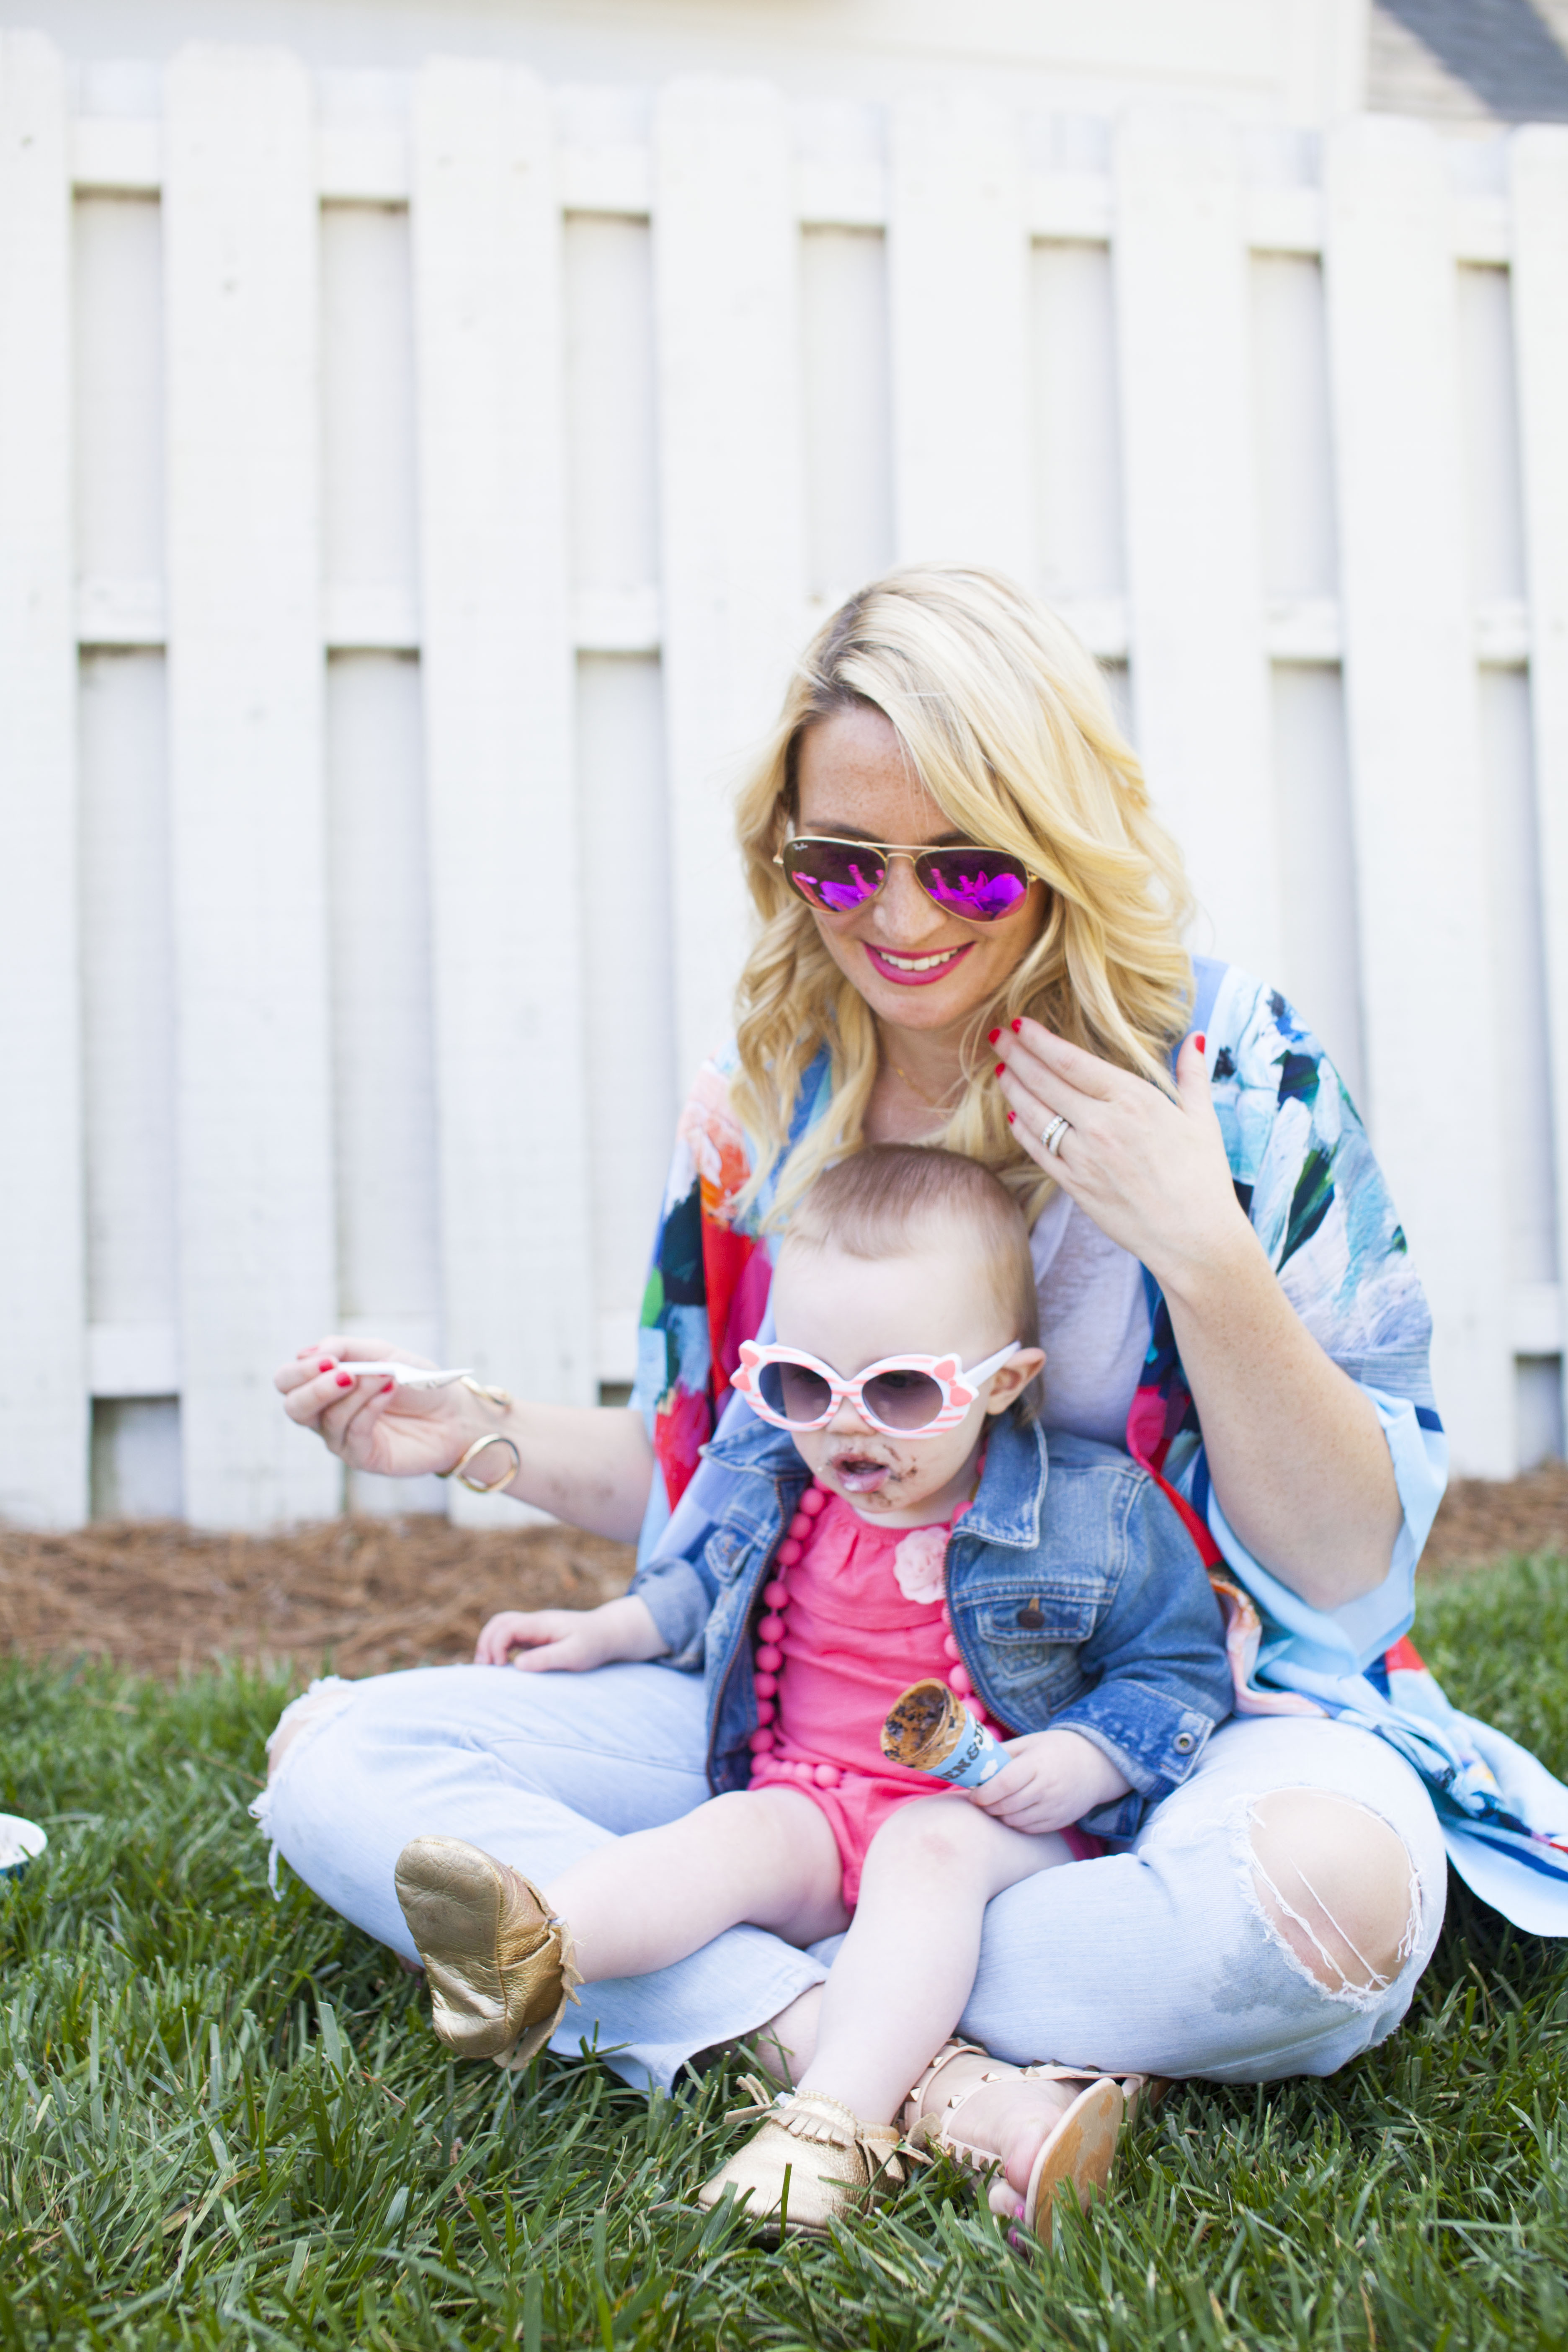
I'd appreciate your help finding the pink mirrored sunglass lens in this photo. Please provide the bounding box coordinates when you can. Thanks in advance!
[783,844,887,912]
[916,854,1029,921]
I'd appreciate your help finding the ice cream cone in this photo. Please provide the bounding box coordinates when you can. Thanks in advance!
[880,1678,1008,1788]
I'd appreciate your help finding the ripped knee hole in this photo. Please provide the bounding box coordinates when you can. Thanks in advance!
[1245,1790,1420,2001]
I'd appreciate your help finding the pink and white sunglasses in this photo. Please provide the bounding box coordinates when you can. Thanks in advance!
[731,1338,1021,1437]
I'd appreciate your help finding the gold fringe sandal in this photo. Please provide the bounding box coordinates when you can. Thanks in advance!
[903,2041,1163,2245]
[393,1834,581,2068]
[696,2077,909,2238]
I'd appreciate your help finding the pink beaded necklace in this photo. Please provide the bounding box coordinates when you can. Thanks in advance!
[748,1480,838,1785]
[746,1478,1006,1786]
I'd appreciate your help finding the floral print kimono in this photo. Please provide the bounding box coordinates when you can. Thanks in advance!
[631,956,1568,1933]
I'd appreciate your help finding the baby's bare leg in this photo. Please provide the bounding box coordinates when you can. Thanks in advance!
[542,1787,848,1986]
[799,1798,1072,2124]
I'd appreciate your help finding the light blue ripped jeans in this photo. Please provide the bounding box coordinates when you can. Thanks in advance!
[254,1660,1448,2092]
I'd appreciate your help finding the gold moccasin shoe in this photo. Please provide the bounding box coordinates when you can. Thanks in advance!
[697,2079,906,2238]
[394,1834,581,2067]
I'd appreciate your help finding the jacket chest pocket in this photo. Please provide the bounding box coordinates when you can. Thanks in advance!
[968,1592,1101,1716]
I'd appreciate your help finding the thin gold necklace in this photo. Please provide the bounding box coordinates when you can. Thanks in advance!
[882,1050,962,1112]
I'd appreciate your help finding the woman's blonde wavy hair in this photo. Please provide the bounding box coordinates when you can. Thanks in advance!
[730,566,1195,1228]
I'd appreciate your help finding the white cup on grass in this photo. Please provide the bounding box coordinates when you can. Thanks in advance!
[0,1816,47,1877]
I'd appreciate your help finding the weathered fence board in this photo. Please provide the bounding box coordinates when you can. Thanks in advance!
[0,33,84,1527]
[1030,237,1124,612]
[79,653,177,1355]
[164,47,340,1528]
[887,96,1032,576]
[1324,115,1514,1475]
[799,224,895,605]
[411,59,594,1525]
[318,197,443,1518]
[562,212,678,1388]
[1114,109,1279,983]
[1512,127,1568,1442]
[1248,247,1363,1092]
[75,195,180,1512]
[652,78,807,1088]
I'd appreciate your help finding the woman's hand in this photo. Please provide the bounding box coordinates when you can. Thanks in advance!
[993,1020,1253,1294]
[275,1340,658,1540]
[475,1595,668,1673]
[273,1338,473,1480]
[967,1727,1130,1836]
[996,1019,1404,1605]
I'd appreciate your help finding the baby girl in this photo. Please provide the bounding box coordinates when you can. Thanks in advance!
[394,1145,1232,2241]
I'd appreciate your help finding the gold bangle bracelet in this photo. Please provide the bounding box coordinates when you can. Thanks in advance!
[439,1432,522,1495]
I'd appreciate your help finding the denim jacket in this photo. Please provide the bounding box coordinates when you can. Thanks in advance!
[631,1406,1234,1838]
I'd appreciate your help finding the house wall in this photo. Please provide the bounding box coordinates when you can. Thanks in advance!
[1,13,1565,1527]
[12,0,1372,122]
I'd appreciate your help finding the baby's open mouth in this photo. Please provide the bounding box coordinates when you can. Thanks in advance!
[826,1451,897,1494]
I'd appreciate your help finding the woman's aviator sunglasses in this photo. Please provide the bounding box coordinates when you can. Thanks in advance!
[777,835,1034,926]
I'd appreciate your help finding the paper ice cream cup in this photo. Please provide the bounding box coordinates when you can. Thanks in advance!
[0,1816,47,1879]
[880,1679,1008,1789]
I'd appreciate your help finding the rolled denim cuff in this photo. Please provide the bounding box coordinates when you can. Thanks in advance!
[1052,1686,1220,1802]
[1076,1786,1152,1840]
[628,1561,711,1671]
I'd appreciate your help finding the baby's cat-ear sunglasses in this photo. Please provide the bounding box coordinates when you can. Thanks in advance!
[731,1340,1021,1436]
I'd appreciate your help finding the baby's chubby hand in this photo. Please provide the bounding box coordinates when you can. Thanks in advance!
[474,1594,668,1674]
[966,1726,1130,1837]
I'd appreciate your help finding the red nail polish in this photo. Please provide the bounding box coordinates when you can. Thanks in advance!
[994,1063,1006,1078]
[1006,1109,1016,1124]
[1194,1032,1206,1053]
[319,1359,333,1372]
[337,1372,353,1388]
[382,1380,395,1394]
[1010,1019,1021,1033]
[986,1027,1001,1045]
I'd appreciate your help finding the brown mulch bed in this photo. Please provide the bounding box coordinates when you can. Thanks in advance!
[0,1517,636,1682]
[1,1463,1564,1683]
[1419,1459,1568,1575]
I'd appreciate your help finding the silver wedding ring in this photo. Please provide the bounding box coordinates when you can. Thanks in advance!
[1041,1114,1071,1158]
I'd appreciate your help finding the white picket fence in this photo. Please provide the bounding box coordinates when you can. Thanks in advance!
[2,28,1567,1528]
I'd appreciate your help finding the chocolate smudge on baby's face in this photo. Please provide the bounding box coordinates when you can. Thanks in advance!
[816,1441,915,1504]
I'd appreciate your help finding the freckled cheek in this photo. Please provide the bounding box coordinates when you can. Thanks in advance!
[811,911,868,967]
[990,913,1042,975]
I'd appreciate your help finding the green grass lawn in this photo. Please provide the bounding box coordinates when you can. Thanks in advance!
[5,1558,1568,2350]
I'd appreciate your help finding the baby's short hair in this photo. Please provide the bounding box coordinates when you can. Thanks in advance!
[787,1145,1040,1364]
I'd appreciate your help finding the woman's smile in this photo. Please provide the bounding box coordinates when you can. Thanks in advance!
[862,941,975,987]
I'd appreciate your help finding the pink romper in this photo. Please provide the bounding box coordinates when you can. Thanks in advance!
[748,1485,1014,1904]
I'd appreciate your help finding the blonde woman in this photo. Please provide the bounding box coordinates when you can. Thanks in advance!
[267,568,1560,2227]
